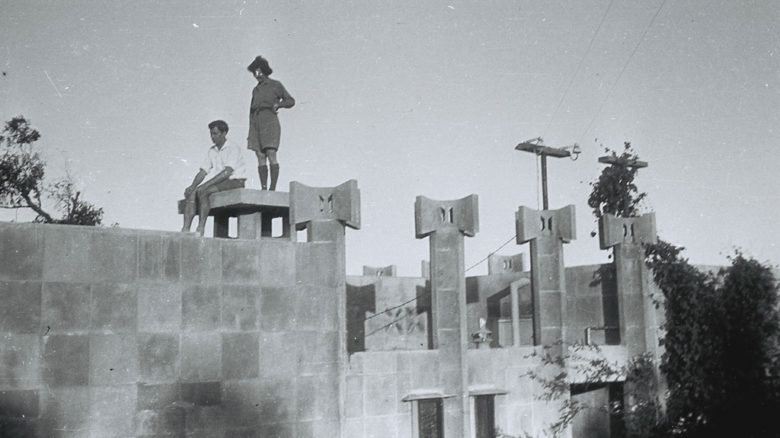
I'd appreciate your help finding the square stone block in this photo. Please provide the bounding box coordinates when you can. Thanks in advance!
[138,333,179,382]
[44,335,89,386]
[621,295,646,327]
[135,407,184,435]
[259,241,295,287]
[539,291,564,327]
[295,243,340,287]
[88,233,138,283]
[221,240,261,284]
[260,287,296,331]
[537,255,563,290]
[222,285,259,331]
[259,377,297,422]
[0,334,40,388]
[180,333,221,382]
[364,415,398,438]
[222,333,259,380]
[90,283,137,332]
[0,389,39,418]
[224,428,259,438]
[362,351,397,376]
[0,224,43,281]
[161,236,181,281]
[257,422,296,438]
[0,281,41,334]
[137,383,179,410]
[43,227,90,282]
[89,334,139,385]
[299,376,339,422]
[41,387,90,433]
[89,385,136,436]
[344,375,363,418]
[180,237,222,284]
[222,381,261,428]
[42,282,90,333]
[181,381,222,407]
[295,285,338,331]
[296,331,338,371]
[258,332,298,377]
[137,283,182,332]
[185,404,225,433]
[183,285,220,331]
[138,235,163,280]
[364,374,397,416]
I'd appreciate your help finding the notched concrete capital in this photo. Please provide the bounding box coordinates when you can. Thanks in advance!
[414,194,479,238]
[289,179,361,230]
[598,212,657,249]
[515,205,576,244]
[487,253,525,274]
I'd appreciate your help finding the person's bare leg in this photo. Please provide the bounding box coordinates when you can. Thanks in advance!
[195,185,218,235]
[182,198,197,232]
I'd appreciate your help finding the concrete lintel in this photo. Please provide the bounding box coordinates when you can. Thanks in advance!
[515,142,572,158]
[598,155,648,168]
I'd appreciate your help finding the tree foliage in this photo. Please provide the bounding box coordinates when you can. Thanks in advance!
[588,142,647,219]
[645,242,780,437]
[0,116,102,225]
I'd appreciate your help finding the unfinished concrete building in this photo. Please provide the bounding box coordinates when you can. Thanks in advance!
[0,181,663,437]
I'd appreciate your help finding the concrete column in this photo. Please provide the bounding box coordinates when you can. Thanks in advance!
[237,212,262,238]
[290,179,360,438]
[598,213,657,355]
[415,194,478,438]
[599,212,661,425]
[213,214,230,237]
[515,205,576,348]
[510,278,531,347]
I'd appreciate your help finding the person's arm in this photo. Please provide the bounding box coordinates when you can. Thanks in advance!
[184,169,208,197]
[198,167,234,189]
[274,84,295,111]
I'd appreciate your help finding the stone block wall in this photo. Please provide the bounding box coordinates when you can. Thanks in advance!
[0,222,342,437]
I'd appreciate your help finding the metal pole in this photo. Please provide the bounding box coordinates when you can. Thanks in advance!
[540,154,549,210]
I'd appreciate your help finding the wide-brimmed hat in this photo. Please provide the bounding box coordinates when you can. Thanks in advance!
[247,56,273,76]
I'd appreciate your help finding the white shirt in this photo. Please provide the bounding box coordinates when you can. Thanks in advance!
[200,139,246,179]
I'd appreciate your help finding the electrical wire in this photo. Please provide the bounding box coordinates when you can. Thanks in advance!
[578,0,668,144]
[542,0,615,138]
[362,233,519,333]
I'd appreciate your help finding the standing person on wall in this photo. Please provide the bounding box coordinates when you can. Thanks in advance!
[246,55,295,191]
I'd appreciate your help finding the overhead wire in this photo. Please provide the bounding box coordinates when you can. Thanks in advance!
[542,0,616,139]
[362,233,519,335]
[577,0,669,144]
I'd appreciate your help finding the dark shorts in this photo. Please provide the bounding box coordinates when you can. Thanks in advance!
[247,110,281,153]
[213,178,246,192]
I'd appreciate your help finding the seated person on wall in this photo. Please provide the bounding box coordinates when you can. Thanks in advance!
[181,120,247,235]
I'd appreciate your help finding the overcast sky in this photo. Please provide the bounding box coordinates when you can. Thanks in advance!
[2,0,778,275]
